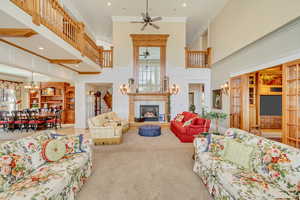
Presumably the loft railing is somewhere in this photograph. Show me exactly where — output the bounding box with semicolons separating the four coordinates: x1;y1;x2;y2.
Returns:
10;0;106;67
185;47;211;68
83;33;100;65
101;47;113;68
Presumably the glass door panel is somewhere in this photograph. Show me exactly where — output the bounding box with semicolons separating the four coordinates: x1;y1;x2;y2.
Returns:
284;63;300;148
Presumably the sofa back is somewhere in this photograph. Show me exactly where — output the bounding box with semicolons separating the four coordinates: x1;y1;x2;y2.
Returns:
221;128;300;197
182;112;198;122
0;132;52;191
89;112;121;128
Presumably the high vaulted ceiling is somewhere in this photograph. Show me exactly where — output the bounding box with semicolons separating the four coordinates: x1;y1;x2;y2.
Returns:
70;0;229;45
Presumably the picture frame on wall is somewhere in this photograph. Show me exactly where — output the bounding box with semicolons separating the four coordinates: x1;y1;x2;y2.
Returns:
212;89;222;109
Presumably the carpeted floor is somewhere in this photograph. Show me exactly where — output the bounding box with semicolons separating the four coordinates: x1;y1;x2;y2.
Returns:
77;129;211;200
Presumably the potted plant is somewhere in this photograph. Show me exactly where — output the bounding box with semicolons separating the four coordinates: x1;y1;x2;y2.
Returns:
189;104;196;113
206;111;227;134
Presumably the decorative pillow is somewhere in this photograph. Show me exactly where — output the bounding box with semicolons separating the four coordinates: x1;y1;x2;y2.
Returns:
175;114;184;122
195;134;212;153
222;139;255;170
103;121;118;127
224;129;237;139
42;140;66;162
182;118;196;127
51;134;85;154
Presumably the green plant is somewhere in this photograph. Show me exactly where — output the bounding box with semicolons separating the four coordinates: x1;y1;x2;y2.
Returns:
189;104;196;113
206;111;227;133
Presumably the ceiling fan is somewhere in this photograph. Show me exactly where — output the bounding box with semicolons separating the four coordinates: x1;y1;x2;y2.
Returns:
131;0;162;31
140;48;150;59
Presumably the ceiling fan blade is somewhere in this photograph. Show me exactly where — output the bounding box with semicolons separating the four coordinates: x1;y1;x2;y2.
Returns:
131;21;145;23
150;23;160;30
141;23;148;31
151;16;162;22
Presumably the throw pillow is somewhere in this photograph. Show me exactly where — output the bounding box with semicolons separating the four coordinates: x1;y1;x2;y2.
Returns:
103;121;118;128
182;118;196;127
175;114;184;122
42;140;66;162
222;139;254;170
50;134;85;154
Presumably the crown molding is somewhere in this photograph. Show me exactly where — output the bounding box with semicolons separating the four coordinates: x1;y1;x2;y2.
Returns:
112;16;187;23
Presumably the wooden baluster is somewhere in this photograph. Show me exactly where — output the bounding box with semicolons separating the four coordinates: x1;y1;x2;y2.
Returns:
207;47;212;68
32;0;41;25
185;47;188;68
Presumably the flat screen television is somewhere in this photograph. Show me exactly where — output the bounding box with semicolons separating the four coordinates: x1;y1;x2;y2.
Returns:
260;95;282;116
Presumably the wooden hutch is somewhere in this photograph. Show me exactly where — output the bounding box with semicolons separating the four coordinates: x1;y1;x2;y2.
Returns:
28;82;75;124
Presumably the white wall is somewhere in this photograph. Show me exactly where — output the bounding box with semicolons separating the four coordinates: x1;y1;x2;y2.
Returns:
211;17;300;130
209;0;300;63
75;19;212;128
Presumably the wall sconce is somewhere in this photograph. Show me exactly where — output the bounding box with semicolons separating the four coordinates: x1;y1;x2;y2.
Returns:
120;84;129;95
221;81;229;95
170;84;180;95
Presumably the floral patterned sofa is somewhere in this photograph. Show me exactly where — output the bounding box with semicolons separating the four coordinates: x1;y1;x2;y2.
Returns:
193;128;300;200
0;132;92;200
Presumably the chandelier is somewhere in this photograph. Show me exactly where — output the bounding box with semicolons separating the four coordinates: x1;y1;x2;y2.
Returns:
24;72;39;90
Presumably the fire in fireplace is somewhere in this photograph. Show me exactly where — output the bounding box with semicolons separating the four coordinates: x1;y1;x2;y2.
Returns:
140;105;159;121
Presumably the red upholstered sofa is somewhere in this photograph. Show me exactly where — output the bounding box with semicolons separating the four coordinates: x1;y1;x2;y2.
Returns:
170;112;211;143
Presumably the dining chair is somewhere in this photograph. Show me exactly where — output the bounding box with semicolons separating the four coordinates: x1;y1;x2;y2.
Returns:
54;110;63;129
12;110;28;132
0;111;13;132
28;110;45;131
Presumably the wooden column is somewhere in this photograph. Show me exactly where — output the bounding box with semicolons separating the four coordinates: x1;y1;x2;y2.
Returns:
78;22;85;55
206;47;212;67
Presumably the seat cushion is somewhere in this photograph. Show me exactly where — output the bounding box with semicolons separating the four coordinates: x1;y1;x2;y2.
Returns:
0;153;89;200
215;168;291;199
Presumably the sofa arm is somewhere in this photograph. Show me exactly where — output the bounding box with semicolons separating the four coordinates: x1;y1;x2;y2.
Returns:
89;127;116;138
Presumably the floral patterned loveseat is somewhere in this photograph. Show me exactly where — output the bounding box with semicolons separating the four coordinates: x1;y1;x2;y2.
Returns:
193;128;300;200
0;132;92;200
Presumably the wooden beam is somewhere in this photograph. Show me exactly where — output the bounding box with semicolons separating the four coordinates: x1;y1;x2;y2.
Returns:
0;28;37;38
50;59;82;64
78;72;101;75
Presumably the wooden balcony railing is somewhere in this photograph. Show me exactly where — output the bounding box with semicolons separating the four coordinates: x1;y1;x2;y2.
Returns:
185;47;211;68
10;0;107;67
83;33;100;65
101;47;114;68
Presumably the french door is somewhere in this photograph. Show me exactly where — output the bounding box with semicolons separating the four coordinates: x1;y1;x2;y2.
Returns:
283;60;300;148
230;77;242;128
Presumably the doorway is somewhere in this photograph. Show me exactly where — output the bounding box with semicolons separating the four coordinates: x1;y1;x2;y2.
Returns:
188;84;205;115
86;83;113;118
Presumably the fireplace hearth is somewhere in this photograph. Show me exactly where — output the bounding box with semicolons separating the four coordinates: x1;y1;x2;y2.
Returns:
140;105;159;121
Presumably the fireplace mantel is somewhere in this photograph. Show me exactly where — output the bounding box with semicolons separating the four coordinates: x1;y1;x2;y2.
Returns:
127;92;171;97
128;93;170;123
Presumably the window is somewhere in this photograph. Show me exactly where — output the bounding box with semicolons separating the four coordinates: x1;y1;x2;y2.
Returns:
138;47;160;92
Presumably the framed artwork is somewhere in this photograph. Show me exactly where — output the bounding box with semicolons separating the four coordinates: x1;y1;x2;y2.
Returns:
212;89;222;109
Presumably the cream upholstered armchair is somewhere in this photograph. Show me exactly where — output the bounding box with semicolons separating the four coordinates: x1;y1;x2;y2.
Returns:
88;112;129;145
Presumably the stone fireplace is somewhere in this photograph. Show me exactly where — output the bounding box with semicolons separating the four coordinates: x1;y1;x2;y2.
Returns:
140;105;159;121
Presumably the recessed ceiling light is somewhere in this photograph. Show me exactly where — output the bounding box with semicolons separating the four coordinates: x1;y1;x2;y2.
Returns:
182;2;187;7
38;47;44;50
107;2;112;6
